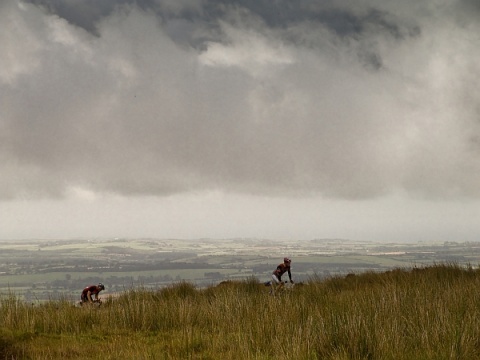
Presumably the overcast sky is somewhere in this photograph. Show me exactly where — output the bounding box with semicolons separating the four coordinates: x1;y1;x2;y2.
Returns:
1;0;480;242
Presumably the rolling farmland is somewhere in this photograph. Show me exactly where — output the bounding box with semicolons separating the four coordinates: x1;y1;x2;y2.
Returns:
1;238;479;301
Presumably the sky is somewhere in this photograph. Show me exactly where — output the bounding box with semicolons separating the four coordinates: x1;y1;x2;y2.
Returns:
1;0;480;242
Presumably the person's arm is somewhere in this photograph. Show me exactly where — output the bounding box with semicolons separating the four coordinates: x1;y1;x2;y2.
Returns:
87;291;93;302
288;268;293;283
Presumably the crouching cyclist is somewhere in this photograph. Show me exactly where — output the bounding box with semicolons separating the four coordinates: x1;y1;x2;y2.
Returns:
81;283;105;304
271;257;294;294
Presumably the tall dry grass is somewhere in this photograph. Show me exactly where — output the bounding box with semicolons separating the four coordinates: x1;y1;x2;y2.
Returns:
2;264;480;359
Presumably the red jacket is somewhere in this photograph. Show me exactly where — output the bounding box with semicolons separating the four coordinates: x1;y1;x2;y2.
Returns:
82;285;101;296
273;263;292;281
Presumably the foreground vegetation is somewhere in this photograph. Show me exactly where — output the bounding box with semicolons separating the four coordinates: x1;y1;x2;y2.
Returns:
2;263;480;359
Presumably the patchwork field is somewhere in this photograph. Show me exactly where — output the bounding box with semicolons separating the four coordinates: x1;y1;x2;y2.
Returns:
1;238;479;302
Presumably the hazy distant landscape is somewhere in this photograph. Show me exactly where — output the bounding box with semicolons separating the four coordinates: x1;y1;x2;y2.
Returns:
1;238;479;302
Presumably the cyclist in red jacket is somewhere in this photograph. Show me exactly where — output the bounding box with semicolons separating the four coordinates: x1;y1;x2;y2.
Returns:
81;283;105;304
271;257;294;293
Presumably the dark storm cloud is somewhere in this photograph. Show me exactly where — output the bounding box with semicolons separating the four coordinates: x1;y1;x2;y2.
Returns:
27;0;423;75
26;0;122;34
26;1;418;45
24;0;426;78
2;0;480;201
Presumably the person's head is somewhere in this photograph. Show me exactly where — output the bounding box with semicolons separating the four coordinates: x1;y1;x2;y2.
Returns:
98;283;105;291
284;257;291;265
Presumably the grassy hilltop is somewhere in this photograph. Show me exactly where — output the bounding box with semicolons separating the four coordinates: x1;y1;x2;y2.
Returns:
1;263;480;359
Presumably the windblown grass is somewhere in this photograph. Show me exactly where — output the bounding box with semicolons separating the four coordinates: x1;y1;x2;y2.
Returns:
2;263;480;359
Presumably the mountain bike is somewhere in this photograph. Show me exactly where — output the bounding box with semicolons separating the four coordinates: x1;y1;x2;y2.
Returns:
264;280;295;296
79;298;102;307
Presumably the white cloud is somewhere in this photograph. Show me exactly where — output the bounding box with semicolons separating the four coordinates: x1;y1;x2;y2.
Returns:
199;22;294;77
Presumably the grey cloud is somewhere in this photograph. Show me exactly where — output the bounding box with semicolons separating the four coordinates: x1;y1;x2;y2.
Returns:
2;0;480;201
27;1;419;42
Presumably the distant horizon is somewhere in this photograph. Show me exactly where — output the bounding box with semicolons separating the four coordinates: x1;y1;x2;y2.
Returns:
0;236;464;245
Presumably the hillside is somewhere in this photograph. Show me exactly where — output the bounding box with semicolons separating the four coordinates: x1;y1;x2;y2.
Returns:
1;263;480;359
